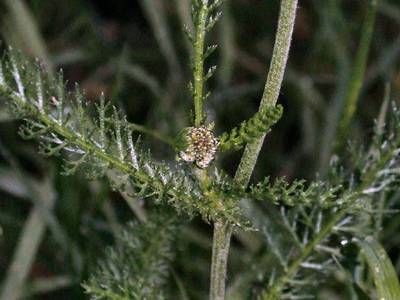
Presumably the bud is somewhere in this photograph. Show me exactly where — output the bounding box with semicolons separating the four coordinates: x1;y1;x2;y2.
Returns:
178;126;219;169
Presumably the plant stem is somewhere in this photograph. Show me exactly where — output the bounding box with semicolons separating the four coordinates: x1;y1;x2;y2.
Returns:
262;209;345;300
209;220;233;300
193;0;209;126
336;0;379;149
209;1;298;299
190;1;232;298
234;0;298;186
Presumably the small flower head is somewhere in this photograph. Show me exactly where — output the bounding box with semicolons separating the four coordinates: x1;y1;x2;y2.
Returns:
178;126;219;169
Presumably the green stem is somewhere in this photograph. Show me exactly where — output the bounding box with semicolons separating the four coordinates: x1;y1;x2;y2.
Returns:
234;0;298;186
209;1;298;299
209;220;233;300
336;0;379;148
190;1;233;298
262;209;345;300
193;0;209;126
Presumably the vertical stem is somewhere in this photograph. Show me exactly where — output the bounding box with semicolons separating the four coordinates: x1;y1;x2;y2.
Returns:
193;0;209;126
209;220;233;300
209;1;298;299
189;1;232;298
234;0;298;186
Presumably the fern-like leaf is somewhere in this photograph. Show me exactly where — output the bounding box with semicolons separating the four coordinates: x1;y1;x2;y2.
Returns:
219;104;283;151
0;48;243;225
83;212;176;300
255;105;400;299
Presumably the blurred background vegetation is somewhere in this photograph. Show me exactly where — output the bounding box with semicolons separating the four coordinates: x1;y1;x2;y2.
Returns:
0;0;399;299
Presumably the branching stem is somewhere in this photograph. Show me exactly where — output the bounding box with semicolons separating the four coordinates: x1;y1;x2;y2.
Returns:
261;6;380;295
234;0;298;186
209;1;298;299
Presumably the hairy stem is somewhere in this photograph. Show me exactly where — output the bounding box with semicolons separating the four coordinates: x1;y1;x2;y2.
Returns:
193;0;209;126
189;1;234;298
234;0;298;186
209;220;233;300
209;1;298;299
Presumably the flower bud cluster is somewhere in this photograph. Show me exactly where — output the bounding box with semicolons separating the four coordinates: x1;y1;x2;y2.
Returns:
179;126;219;168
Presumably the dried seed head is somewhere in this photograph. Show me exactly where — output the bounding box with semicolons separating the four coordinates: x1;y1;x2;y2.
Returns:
178;126;219;169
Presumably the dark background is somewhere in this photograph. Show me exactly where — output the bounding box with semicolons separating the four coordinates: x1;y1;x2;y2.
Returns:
0;0;399;299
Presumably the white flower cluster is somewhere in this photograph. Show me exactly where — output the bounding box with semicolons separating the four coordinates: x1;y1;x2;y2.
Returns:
179;126;219;169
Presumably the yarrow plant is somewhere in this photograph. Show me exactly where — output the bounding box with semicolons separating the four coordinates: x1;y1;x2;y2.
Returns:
1;0;400;299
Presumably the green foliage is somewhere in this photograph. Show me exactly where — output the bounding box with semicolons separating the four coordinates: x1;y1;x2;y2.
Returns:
246;176;339;207
187;0;225;126
1;0;399;299
253;105;400;299
0;49;243;225
83;212;177;300
218;104;283;151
